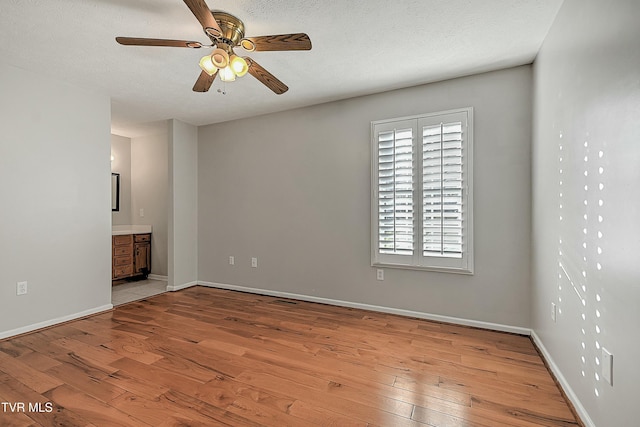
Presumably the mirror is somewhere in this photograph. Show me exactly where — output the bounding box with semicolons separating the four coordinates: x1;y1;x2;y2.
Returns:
111;173;120;211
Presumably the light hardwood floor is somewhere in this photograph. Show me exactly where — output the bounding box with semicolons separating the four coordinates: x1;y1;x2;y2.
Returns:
0;287;581;426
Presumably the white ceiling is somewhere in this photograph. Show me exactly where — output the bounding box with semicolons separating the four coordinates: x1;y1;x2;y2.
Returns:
0;0;563;137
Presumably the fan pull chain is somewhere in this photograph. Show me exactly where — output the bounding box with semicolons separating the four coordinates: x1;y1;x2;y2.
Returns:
217;80;227;95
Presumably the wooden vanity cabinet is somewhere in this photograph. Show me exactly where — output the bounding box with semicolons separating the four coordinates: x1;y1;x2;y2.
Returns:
112;234;133;280
112;233;151;281
134;233;151;277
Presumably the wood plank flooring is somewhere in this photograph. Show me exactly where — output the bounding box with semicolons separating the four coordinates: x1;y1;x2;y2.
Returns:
0;286;581;426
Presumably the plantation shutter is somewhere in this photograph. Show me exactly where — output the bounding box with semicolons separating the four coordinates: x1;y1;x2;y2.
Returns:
372;108;473;273
376;121;415;256
421;118;464;258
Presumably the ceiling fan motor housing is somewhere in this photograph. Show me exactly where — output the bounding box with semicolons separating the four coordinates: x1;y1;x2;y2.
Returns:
211;11;245;46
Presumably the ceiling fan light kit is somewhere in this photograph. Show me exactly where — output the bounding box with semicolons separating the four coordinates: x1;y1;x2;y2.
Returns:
116;0;311;94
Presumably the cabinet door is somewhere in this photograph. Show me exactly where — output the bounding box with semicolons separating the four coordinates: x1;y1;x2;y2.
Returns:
134;242;151;276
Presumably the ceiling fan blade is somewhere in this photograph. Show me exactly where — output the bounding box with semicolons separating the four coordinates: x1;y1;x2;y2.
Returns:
193;70;217;92
116;37;203;48
245;33;311;51
183;0;222;38
245;58;288;95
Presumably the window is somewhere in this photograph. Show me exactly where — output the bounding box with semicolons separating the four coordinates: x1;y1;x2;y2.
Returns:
371;108;473;274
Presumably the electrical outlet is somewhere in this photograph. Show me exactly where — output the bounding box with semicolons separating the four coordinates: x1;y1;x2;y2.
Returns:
229;256;235;265
376;269;384;281
251;257;258;268
551;302;557;322
139;208;144;217
17;281;27;296
602;347;613;385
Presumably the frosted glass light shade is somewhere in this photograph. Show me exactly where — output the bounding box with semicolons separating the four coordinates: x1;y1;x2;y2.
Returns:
219;65;236;82
211;48;229;68
199;55;217;76
230;55;248;77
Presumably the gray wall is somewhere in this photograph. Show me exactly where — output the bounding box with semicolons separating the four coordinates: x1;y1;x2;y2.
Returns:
110;134;132;225
198;66;532;328
531;1;640;426
0;63;112;338
168;119;198;290
131;131;169;276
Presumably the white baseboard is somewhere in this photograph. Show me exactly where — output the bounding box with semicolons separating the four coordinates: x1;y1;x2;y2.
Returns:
531;330;594;427
147;274;168;281
197;281;531;335
0;304;113;340
167;281;198;292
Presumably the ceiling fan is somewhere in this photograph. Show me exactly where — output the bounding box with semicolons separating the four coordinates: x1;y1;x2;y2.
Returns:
116;0;311;94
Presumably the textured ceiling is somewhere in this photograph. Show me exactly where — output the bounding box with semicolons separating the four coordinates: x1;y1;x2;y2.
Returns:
0;0;563;136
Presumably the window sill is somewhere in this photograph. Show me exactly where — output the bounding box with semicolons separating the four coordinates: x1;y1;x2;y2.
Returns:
372;261;474;275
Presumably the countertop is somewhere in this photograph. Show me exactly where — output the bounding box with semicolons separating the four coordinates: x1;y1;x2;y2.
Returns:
112;225;153;236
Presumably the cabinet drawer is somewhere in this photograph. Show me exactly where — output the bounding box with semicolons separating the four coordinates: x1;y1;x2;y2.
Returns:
134;234;151;243
113;246;133;256
113;265;133;279
113;234;133;246
114;256;132;267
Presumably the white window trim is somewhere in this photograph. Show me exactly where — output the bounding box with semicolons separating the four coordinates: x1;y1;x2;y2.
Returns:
370;107;474;274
